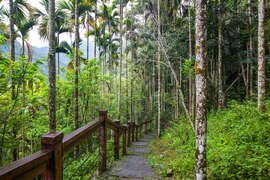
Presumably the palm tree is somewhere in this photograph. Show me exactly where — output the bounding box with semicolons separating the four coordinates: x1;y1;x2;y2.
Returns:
9;0;17;162
118;0;123;120
16;17;37;59
81;0;95;60
58;0;94;61
48;0;57;132
99;3;119;72
9;0;15;62
0;4;4;23
74;0;80;130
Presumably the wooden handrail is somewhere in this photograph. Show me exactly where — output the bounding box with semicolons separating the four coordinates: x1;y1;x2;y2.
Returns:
0;110;153;180
63;119;103;155
0;150;52;179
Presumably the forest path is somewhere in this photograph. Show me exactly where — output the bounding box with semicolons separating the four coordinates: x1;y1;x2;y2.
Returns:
100;132;158;180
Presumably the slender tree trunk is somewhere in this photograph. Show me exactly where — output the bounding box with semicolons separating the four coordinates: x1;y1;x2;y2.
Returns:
9;0;15;62
157;0;161;137
248;0;253;97
118;0;123;120
152;59;156;125
130;51;134;123
189;5;196;120
87;23;89;60
188;5;193;115
74;0;80;129
57;34;60;76
22;39;25;56
48;0;57;132
94;0;97;59
125;35;129;122
218;0;225;109
258;0;265;112
195;0;207;179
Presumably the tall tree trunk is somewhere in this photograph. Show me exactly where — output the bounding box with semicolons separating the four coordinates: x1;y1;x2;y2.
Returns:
118;0;123;120
248;0;253;97
195;0;207;179
87;23;89;60
218;0;225;109
157;0;161;137
125;35;129;122
188;5;193;115
74;0;80;129
94;0;97;59
9;0;15;62
257;0;265;112
22;39;25;56
48;0;57;132
130;51;134;123
57;34;60;76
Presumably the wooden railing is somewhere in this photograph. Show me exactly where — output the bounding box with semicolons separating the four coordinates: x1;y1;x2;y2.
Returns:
0;110;153;180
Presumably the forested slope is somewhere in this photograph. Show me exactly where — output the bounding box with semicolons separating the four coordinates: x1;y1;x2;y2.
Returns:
149;101;270;179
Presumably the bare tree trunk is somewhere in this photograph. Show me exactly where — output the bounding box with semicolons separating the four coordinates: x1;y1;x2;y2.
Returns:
188;5;193;115
130;51;134;123
248;0;253;97
48;0;57;132
87;23;89;60
218;0;225;109
195;0;207;179
258;0;265;112
22;39;25;56
57;34;60;76
157;0;161;137
74;0;80;129
126;37;129;123
94;0;97;59
9;0;15;62
118;0;123;120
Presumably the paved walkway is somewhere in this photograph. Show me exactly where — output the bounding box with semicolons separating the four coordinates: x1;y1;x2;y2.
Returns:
104;133;158;180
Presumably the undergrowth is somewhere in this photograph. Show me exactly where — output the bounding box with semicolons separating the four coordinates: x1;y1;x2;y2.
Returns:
148;101;270;179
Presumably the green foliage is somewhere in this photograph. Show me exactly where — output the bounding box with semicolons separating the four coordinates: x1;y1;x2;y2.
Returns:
0;35;5;44
149;101;270;179
182;59;194;77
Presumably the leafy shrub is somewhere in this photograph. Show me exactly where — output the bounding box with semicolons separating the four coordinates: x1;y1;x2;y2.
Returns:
149;101;270;179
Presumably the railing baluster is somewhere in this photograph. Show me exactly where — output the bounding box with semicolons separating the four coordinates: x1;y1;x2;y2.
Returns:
41;132;64;180
145;122;147;134
131;122;135;142
127;121;131;147
99;110;107;174
113;120;120;160
135;124;138;141
122;125;127;155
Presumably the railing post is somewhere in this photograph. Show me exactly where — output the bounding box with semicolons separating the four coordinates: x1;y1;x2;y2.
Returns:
113;120;120;160
41;132;63;180
145;122;148;134
99;110;107;174
127;121;131;147
139;124;142;137
131;122;135;142
122;125;127;155
135;124;138;141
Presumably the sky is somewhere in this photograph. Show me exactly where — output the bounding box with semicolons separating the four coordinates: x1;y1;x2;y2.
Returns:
1;0;91;47
28;0;74;47
1;0;133;48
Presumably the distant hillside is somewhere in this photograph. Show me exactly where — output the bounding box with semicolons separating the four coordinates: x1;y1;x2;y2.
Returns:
0;40;96;75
